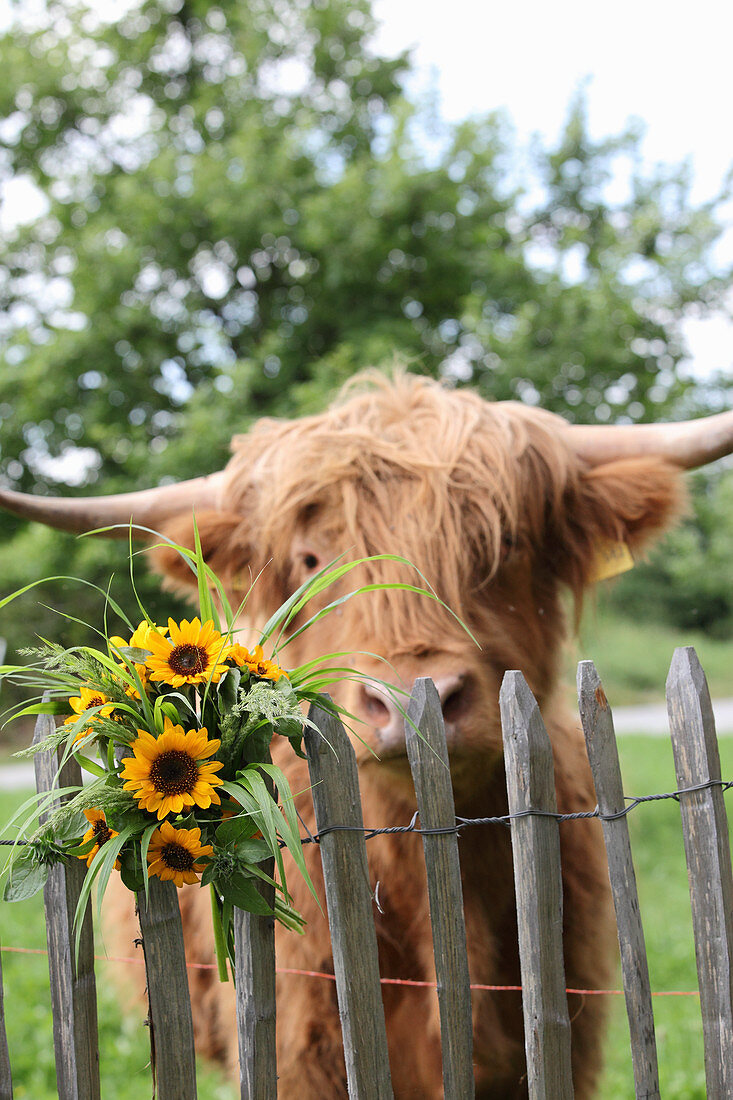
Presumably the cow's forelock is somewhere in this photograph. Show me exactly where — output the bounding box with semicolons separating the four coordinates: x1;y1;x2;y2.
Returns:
224;374;579;615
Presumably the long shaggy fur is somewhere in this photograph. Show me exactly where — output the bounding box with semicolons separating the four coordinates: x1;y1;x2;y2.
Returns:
144;370;685;1097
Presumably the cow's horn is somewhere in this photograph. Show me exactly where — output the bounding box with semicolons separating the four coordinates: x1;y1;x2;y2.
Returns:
567;409;733;469
0;472;225;537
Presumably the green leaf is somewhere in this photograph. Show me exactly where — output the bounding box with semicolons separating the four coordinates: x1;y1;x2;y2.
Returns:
233;838;272;863
73;753;106;778
120;860;146;894
193;515;217;628
3;851;48;902
220;776;286;888
215;815;260;846
219;871;274;915
116;646;151;664
256;763;318;905
159;700;183;725
54;810;89;843
65;837;95;858
217;664;241;710
137;820;160;906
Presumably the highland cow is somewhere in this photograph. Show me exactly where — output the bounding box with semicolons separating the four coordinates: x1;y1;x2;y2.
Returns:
3;371;732;1097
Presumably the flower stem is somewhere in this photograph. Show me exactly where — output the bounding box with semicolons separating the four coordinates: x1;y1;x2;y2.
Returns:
210;883;230;982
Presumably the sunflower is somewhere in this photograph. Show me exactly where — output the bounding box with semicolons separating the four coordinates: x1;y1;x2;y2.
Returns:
145;618;232;688
229;643;289;683
120;718;224;819
64;686;116;743
77;808;120;869
146;821;213;887
110;620;165;697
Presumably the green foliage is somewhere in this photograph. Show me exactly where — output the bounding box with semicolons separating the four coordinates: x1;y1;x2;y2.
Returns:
606;468;733;638
572;601;733;706
0;0;730;663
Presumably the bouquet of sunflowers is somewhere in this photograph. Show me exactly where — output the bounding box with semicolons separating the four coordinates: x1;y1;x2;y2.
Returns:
1;524;453;979
0;531;394;978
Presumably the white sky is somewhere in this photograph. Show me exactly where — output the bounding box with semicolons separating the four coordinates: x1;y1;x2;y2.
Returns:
371;0;733;378
2;0;732;378
372;0;733;204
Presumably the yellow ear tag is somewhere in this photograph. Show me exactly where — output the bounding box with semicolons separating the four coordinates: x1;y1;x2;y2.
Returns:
590;539;635;583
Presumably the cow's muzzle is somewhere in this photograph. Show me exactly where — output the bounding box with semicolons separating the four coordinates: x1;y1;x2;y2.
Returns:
358;673;474;757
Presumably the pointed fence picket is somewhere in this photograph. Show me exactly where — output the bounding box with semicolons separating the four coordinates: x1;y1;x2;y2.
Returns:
500;672;574;1098
2;647;732;1098
33;714;101;1100
234;859;276;1100
404;677;474;1100
304;699;394;1099
577;660;660;1100
666;646;733;1097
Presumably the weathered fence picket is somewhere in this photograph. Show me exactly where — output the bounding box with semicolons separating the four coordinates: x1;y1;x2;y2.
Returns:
666;646;733;1099
305;698;394;1099
232;902;275;1100
0;948;11;1100
234;750;277;1099
500;670;574;1099
234;869;277;1099
136;877;198;1100
577;660;660;1100
33;715;101;1100
404;677;475;1100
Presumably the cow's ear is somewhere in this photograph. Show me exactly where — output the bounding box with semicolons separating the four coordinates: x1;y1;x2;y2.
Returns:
150;510;255;592
555;457;684;592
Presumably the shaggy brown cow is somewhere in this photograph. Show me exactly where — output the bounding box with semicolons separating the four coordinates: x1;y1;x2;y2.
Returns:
3;371;732;1098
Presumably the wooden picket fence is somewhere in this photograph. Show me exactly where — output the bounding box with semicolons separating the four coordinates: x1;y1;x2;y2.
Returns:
1;643;732;1098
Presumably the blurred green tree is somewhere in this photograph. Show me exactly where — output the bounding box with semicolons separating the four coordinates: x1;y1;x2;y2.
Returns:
606;467;733;639
0;0;730;699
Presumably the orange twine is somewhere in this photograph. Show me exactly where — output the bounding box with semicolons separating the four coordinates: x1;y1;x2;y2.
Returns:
0;944;700;996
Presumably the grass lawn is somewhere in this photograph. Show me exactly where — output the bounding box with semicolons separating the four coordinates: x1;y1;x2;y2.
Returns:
571;604;733;707
2;734;732;1096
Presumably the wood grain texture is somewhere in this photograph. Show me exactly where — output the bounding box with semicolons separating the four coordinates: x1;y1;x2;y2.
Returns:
666;646;733;1099
500;671;573;1100
404;677;474;1099
234;865;276;1098
33;712;100;1100
234;751;276;1100
577;660;660;1100
137;877;198;1100
305;699;394;1099
0;949;12;1100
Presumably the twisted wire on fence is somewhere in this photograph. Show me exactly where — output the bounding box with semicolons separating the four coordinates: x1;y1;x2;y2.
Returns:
3;776;732;848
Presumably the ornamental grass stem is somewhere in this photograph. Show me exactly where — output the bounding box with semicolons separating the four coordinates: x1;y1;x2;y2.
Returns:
210;883;230;982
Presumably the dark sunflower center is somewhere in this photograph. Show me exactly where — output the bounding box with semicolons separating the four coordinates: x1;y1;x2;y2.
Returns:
92;820;112;845
149;750;198;795
85;696;104;710
169;643;208;676
160;842;195;871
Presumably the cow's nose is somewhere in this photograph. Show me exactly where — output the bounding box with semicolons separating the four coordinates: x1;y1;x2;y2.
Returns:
359;673;471;752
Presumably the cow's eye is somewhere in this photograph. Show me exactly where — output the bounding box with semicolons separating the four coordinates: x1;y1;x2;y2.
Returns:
302;552;319;571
